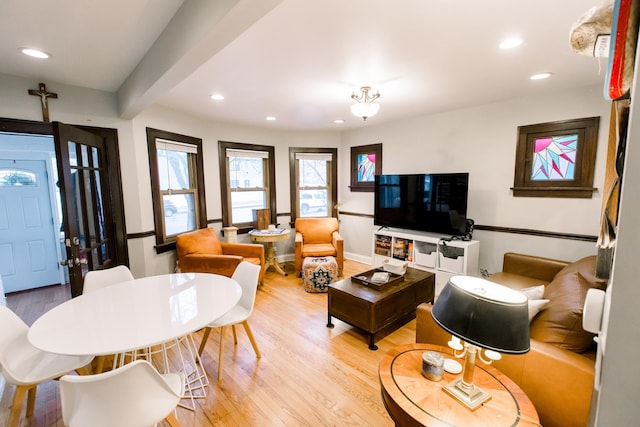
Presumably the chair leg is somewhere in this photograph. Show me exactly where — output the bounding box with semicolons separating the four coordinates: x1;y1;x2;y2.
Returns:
197;326;212;357
232;324;238;344
241;321;261;359
218;326;226;381
165;411;182;427
26;386;37;417
8;384;33;427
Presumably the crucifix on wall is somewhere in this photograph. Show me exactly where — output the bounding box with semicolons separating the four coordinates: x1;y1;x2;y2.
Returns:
28;82;58;122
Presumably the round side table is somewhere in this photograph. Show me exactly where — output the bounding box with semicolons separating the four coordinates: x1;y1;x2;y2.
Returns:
249;229;291;276
379;343;540;427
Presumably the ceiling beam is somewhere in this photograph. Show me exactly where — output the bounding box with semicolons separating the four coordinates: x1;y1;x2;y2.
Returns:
117;0;283;119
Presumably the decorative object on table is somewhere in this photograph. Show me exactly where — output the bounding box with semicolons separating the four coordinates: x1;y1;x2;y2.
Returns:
421;351;444;381
382;259;408;275
350;268;404;290
350;86;381;121
294;217;343;274
431;275;530;410
176;227;266;283
513;117;599;198
222;226;238;243
302;256;339;293
349;143;382;192
252;208;270;230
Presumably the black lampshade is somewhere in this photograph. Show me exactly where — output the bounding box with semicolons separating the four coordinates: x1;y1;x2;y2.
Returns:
432;276;530;354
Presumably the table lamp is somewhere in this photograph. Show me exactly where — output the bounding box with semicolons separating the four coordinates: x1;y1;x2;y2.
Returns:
431;275;530;410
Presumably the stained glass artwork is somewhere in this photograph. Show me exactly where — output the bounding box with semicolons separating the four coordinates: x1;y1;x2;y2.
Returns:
357;153;376;182
531;134;577;180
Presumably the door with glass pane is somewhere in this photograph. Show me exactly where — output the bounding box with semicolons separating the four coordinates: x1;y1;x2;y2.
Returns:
54;123;116;297
0;159;61;292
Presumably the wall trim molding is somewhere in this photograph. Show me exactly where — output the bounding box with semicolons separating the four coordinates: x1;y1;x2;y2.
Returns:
338;211;597;242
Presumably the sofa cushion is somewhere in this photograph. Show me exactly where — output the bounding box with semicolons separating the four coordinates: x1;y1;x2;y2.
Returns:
553;255;606;288
488;272;549;291
530;271;603;352
519;285;549;322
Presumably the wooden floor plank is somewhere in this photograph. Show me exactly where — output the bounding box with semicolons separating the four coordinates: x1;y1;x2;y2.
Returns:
1;260;418;426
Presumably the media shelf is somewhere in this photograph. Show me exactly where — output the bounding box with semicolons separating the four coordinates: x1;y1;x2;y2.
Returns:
372;228;479;296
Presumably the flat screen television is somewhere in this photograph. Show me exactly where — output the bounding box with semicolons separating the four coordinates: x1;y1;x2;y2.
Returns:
374;173;469;236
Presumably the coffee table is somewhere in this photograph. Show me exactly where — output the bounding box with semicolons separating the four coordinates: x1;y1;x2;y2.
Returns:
379;343;540;426
326;267;434;350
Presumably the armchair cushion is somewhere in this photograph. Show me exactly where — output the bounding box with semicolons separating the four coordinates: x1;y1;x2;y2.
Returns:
176;228;265;283
294;218;343;274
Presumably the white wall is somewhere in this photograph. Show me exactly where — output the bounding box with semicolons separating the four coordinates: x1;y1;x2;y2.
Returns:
340;84;610;272
0;73;610;276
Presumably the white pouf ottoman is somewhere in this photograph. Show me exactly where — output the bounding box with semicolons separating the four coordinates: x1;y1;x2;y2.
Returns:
302;256;338;293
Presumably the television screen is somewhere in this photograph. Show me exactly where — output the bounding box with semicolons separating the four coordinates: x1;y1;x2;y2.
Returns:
374;173;469;236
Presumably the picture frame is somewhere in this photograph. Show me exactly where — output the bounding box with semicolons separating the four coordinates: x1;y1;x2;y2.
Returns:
512;117;599;198
350;143;382;192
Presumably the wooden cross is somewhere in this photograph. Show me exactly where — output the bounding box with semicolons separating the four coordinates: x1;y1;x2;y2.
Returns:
28;83;58;122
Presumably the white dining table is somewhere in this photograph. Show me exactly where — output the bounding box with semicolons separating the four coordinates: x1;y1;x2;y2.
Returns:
28;272;241;357
28;272;241;409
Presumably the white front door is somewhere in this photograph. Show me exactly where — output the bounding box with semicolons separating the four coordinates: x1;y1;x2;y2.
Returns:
0;159;61;292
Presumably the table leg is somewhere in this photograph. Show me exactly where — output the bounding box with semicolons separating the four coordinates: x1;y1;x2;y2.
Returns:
369;334;378;351
265;242;288;276
327;313;334;328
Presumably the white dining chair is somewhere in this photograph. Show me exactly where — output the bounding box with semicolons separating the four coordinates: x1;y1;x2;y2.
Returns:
82;265;134;294
197;261;262;381
0;306;94;427
82;265;135;372
59;359;184;427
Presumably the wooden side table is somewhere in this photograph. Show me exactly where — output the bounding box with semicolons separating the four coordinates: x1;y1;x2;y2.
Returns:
249;229;291;276
379;344;540;427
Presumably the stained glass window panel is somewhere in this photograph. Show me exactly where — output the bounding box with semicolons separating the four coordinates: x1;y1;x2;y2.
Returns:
531;134;577;181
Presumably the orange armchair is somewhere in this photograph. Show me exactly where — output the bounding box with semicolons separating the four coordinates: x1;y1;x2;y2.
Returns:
176;228;266;283
294;217;343;275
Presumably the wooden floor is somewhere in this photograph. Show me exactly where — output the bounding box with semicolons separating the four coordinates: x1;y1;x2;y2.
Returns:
0;260;418;426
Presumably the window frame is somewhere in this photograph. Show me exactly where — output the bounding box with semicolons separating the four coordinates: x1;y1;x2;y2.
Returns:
218;141;276;233
512;117;600;198
147;128;207;253
289;147;338;223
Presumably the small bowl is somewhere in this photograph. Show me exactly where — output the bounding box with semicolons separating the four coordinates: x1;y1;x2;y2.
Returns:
382;261;407;275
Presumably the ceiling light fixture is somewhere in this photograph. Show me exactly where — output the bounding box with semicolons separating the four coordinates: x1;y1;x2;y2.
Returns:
350;86;380;121
499;37;523;49
19;48;51;59
333;119;345;124
530;72;552;80
210;93;224;101
266;116;276;121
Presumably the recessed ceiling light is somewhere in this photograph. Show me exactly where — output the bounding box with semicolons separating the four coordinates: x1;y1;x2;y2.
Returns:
210;93;224;101
266;116;276;121
334;119;345;124
499;37;523;49
19;48;51;59
530;72;552;80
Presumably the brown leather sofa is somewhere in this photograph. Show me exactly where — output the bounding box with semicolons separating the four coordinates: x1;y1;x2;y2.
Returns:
176;228;266;283
294;217;343;274
416;253;606;427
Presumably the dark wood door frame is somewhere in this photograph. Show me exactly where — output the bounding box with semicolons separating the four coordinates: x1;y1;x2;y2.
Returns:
0;117;129;295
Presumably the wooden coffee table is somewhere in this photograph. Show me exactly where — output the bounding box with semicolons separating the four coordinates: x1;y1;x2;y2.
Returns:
326;267;434;350
379;343;540;426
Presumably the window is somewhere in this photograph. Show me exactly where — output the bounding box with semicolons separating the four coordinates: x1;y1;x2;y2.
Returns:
289;147;337;222
219;141;276;232
147;128;206;251
512;117;599;198
0;169;37;186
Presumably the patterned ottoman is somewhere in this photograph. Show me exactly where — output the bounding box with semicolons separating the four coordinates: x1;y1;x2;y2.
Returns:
302;256;339;293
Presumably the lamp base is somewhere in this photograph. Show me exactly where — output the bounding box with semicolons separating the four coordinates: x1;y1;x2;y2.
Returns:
442;378;491;410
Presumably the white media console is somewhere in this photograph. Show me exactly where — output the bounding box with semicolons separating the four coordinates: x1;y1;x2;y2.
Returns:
372;228;480;296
